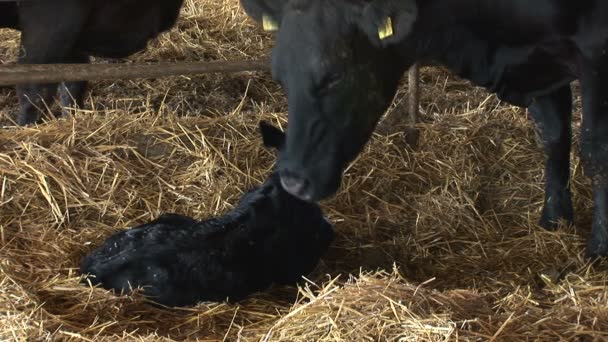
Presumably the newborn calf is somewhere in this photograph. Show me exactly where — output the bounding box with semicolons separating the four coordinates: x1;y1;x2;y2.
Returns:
80;122;334;307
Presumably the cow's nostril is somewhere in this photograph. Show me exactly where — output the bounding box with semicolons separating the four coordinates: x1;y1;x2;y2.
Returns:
279;170;312;201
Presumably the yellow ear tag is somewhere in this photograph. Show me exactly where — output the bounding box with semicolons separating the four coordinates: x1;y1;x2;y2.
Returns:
262;14;279;32
378;16;394;40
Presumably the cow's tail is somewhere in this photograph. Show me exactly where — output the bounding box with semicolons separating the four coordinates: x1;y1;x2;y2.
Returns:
0;2;19;29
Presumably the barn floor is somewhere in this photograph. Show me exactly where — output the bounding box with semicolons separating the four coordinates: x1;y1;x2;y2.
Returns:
2;0;608;340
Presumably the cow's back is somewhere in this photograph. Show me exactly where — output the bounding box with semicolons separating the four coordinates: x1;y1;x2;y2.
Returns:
78;0;184;58
158;0;184;32
413;0;602;106
0;2;19;29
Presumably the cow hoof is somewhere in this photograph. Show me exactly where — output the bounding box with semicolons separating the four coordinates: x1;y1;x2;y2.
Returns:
586;214;608;259
539;210;573;231
17;110;42;126
586;237;608;260
57;108;73;120
404;127;419;148
539;191;573;231
17;116;38;126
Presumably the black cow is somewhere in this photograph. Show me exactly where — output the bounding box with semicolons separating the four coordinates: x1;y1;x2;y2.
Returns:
0;0;184;125
239;0;608;257
79;121;334;307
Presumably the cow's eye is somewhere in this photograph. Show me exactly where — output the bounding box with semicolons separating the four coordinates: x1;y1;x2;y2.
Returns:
318;72;343;93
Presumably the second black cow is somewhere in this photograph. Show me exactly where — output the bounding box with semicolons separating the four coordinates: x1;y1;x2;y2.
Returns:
0;0;184;125
239;0;608;258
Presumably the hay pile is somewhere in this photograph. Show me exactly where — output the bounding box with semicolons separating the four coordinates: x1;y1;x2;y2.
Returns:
2;0;608;340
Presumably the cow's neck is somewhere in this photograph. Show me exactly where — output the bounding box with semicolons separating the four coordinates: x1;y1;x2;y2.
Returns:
394;0;496;86
403;0;571;62
393;0;576;105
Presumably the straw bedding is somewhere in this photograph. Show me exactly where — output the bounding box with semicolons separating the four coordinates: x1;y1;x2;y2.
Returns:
1;0;608;340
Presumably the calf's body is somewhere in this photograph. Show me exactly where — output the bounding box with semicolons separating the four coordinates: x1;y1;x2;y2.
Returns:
0;0;184;125
80;122;334;307
239;0;608;257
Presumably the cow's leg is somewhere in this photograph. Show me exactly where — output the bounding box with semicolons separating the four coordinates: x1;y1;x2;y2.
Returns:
529;85;573;230
580;55;608;258
16;81;57;126
405;63;420;146
58;52;89;118
16;1;86;125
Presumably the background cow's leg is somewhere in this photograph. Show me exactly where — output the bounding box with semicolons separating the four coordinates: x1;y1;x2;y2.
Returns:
58;52;90;118
528;85;573;231
580;56;608;258
16;81;57;126
377;63;420;146
16;1;86;125
405;63;420;146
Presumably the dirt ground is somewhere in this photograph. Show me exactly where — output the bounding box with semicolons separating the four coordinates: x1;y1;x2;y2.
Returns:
1;0;608;340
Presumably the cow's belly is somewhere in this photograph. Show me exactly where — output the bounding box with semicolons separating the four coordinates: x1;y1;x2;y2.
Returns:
445;38;580;107
75;3;164;59
76;31;156;58
0;3;19;29
491;39;580;105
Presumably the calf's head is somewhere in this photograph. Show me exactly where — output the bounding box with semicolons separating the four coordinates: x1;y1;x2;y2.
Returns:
239;121;330;228
241;0;418;201
249;121;335;275
255;120;328;228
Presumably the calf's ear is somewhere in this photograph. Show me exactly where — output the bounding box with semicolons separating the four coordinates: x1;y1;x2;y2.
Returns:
240;0;285;32
259;121;285;150
357;0;417;47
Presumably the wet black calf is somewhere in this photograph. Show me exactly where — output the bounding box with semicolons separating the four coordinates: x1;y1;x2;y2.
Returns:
0;0;184;125
79;122;334;307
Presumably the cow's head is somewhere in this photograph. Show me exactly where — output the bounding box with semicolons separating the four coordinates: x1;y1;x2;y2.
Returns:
241;0;418;201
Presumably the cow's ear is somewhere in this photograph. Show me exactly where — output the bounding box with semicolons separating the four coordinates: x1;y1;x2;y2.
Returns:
259;121;285;150
357;0;417;46
240;0;284;32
